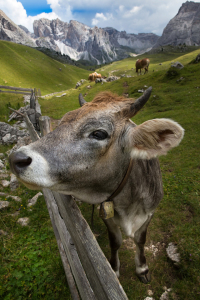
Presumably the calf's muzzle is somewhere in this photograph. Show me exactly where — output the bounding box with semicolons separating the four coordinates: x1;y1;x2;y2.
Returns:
9;151;32;175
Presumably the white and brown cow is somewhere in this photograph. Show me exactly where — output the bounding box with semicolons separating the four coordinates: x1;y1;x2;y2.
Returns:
9;87;184;283
136;58;150;75
88;72;102;81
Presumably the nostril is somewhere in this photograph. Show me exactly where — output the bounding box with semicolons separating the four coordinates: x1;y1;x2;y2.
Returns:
9;151;32;174
15;156;32;169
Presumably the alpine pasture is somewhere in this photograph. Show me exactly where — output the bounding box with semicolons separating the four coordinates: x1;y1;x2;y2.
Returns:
0;41;200;300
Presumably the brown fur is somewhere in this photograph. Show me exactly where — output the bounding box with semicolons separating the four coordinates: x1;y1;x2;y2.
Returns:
136;58;150;74
88;72;102;81
60;92;136;125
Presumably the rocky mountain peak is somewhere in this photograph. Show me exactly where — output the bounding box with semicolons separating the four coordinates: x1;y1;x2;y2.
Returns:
0;9;36;47
177;1;200;14
154;1;200;47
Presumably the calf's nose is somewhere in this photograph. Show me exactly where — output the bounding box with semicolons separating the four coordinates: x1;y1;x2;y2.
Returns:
9;151;32;175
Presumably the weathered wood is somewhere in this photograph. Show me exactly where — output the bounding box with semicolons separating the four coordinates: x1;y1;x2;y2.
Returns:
58;241;81;300
53;192;128;300
8;112;18;122
30;90;35;109
35;100;41;115
8;107;24;117
39;116;52;136
34;88;38;99
8;107;40;141
0;85;33;91
0;90;32;95
43;189;81;300
43;188;96;300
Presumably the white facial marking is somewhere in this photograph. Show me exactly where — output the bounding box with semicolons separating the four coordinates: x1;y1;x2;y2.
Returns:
16;147;55;188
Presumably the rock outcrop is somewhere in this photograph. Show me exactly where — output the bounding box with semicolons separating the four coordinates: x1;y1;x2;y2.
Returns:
104;27;159;54
0;122;29;145
0;10;36;47
154;1;200;47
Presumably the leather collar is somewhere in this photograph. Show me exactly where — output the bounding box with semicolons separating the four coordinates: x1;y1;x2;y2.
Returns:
106;159;134;201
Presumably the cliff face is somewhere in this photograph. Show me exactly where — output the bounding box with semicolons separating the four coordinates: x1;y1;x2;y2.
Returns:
33;19;118;64
33;19;159;64
104;27;159;53
154;1;200;47
0;10;36;47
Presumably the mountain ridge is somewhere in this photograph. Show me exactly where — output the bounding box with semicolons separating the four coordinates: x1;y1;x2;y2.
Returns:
0;9;159;65
154;1;200;47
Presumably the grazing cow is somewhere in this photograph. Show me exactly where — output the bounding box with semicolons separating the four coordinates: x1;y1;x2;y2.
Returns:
9;87;184;283
88;72;102;81
136;58;150;75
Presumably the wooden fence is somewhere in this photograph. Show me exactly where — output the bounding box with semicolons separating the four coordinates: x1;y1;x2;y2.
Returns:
0;85;41;109
18;114;129;300
2;85;42;131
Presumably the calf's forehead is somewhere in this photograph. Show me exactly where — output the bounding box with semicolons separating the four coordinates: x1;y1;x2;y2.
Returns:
59;101;127;130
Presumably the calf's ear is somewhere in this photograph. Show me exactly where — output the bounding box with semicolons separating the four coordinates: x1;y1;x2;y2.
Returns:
130;119;184;159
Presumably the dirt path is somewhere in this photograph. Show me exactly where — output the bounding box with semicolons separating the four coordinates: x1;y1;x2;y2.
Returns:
41;90;69;98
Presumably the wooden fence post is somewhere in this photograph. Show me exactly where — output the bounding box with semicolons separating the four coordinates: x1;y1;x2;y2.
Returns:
39;116;52;136
30;90;35;109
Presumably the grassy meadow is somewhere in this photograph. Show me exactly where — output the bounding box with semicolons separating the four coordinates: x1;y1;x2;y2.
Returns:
0;42;200;299
0;40;88;95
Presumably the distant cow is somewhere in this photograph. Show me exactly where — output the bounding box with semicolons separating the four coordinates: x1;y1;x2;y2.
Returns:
88;72;102;81
136;58;150;75
9;88;184;283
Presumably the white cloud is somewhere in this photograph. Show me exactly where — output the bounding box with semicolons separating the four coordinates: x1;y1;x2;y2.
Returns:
119;5;124;12
46;0;73;22
92;12;113;26
1;0;200;35
96;13;107;21
0;0;60;32
0;0;27;24
130;6;142;14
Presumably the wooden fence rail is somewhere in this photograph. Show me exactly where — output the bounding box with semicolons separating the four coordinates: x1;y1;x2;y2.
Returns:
0;91;32;95
0;85;41;108
5;85;41;130
0;85;33;92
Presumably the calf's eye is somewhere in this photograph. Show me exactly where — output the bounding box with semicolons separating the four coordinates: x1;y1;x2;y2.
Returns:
89;130;108;140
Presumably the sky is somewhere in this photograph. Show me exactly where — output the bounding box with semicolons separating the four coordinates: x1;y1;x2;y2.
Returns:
0;0;199;36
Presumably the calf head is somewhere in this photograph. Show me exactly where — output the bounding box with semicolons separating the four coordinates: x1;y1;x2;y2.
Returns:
9;87;184;203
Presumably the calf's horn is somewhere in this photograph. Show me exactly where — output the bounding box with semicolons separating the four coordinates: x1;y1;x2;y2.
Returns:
124;86;152;118
79;93;87;107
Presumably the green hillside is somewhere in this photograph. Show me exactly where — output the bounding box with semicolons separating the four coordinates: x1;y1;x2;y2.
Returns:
0;40;88;95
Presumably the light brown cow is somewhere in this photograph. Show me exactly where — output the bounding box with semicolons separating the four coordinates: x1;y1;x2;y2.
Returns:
9;88;184;283
136;58;150;75
88;72;102;81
